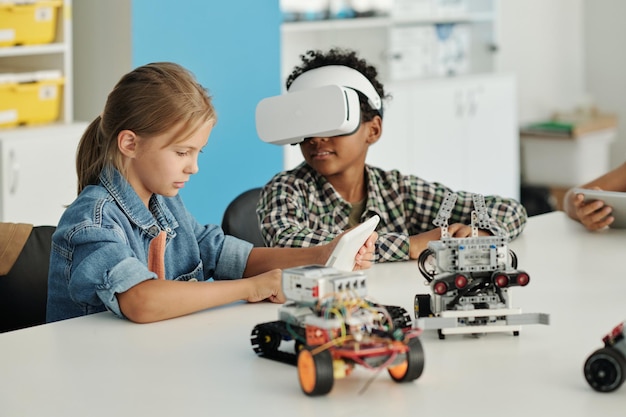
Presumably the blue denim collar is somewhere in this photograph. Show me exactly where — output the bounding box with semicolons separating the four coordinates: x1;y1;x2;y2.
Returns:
99;166;179;238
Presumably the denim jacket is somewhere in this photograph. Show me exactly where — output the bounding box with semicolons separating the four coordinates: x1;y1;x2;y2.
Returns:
46;167;253;322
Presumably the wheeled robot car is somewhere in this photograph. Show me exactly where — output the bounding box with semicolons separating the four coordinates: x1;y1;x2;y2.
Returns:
584;321;626;392
251;265;424;396
415;192;549;339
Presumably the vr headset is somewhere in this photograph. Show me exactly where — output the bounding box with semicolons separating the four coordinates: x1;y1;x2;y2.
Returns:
255;65;382;145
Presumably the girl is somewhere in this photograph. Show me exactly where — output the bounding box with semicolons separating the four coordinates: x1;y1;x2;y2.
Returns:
46;62;376;324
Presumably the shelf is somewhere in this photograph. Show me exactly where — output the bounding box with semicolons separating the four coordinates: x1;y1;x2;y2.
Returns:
282;16;389;32
391;12;494;25
0;43;67;57
281;12;495;33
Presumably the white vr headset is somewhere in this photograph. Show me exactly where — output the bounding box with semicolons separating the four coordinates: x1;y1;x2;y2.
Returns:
255;65;382;145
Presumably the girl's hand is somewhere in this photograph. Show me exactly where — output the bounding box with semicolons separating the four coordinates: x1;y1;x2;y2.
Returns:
245;269;286;304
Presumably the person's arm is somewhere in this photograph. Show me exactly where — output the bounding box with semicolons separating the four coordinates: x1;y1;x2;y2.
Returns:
449;192;527;240
407;223;493;259
243;231;377;277
118;230;376;324
563;161;626;229
578;161;626;192
257;173;339;248
254;177;379;271
117;269;284;323
405;179;527;258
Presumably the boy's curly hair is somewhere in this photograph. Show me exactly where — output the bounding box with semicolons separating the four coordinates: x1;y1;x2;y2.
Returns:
286;47;389;121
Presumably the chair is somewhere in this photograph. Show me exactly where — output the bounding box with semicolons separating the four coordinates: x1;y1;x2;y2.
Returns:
221;188;266;247
0;225;56;333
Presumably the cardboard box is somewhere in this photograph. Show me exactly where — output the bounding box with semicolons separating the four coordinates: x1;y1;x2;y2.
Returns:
0;70;64;128
0;0;62;47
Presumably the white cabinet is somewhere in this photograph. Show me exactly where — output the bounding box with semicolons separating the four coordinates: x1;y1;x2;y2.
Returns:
0;122;87;226
369;73;519;199
0;0;84;226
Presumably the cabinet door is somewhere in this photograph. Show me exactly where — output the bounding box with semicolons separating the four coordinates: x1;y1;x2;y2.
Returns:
0;123;87;225
464;74;519;198
368;81;417;175
408;78;469;190
386;74;519;199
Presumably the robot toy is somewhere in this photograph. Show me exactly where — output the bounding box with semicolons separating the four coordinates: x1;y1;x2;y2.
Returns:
251;265;424;396
584;321;626;392
415;192;549;339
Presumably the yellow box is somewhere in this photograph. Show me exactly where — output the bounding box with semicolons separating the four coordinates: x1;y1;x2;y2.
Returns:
0;70;64;128
0;0;63;47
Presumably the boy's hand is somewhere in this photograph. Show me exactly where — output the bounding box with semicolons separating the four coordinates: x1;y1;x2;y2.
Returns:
447;223;491;238
409;229;441;259
409;224;490;259
354;232;378;270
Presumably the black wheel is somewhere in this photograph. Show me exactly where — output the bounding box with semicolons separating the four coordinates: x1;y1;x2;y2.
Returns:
382;305;412;331
251;323;281;355
437;329;446;340
513;330;520;336
584;347;626;392
414;294;433;318
388;337;425;382
297;347;334;396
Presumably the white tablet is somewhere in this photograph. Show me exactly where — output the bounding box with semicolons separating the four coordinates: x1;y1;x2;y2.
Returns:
325;215;380;271
572;188;626;228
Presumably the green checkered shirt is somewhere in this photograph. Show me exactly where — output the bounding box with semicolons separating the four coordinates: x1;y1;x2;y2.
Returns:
257;163;527;262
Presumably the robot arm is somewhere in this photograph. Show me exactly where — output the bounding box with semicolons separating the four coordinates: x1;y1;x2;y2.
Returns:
433;192;457;238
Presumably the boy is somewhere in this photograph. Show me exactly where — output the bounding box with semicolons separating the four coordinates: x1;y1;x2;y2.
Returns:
256;48;527;262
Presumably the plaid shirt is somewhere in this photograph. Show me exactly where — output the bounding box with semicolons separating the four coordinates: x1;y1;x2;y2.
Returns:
257;163;527;262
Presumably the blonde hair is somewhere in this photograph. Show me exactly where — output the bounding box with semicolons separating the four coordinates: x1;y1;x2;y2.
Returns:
76;62;217;195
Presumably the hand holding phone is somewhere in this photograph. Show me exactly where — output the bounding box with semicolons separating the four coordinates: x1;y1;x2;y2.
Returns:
325;215;380;271
572;188;626;228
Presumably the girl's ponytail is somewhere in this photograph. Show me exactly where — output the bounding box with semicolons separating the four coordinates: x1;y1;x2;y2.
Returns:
76;115;110;195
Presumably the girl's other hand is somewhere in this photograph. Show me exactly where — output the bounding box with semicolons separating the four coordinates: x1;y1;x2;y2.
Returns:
245;269;286;304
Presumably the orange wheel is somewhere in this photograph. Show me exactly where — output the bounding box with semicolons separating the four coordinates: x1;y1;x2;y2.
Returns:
388;360;409;380
297;347;334;396
388;337;425;382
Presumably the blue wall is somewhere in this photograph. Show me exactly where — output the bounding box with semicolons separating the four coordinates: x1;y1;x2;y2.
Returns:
131;0;283;225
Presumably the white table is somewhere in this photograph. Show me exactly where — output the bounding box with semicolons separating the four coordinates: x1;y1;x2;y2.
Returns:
1;212;625;417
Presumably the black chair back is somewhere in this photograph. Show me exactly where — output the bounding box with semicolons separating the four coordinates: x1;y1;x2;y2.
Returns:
0;225;55;333
221;188;266;247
